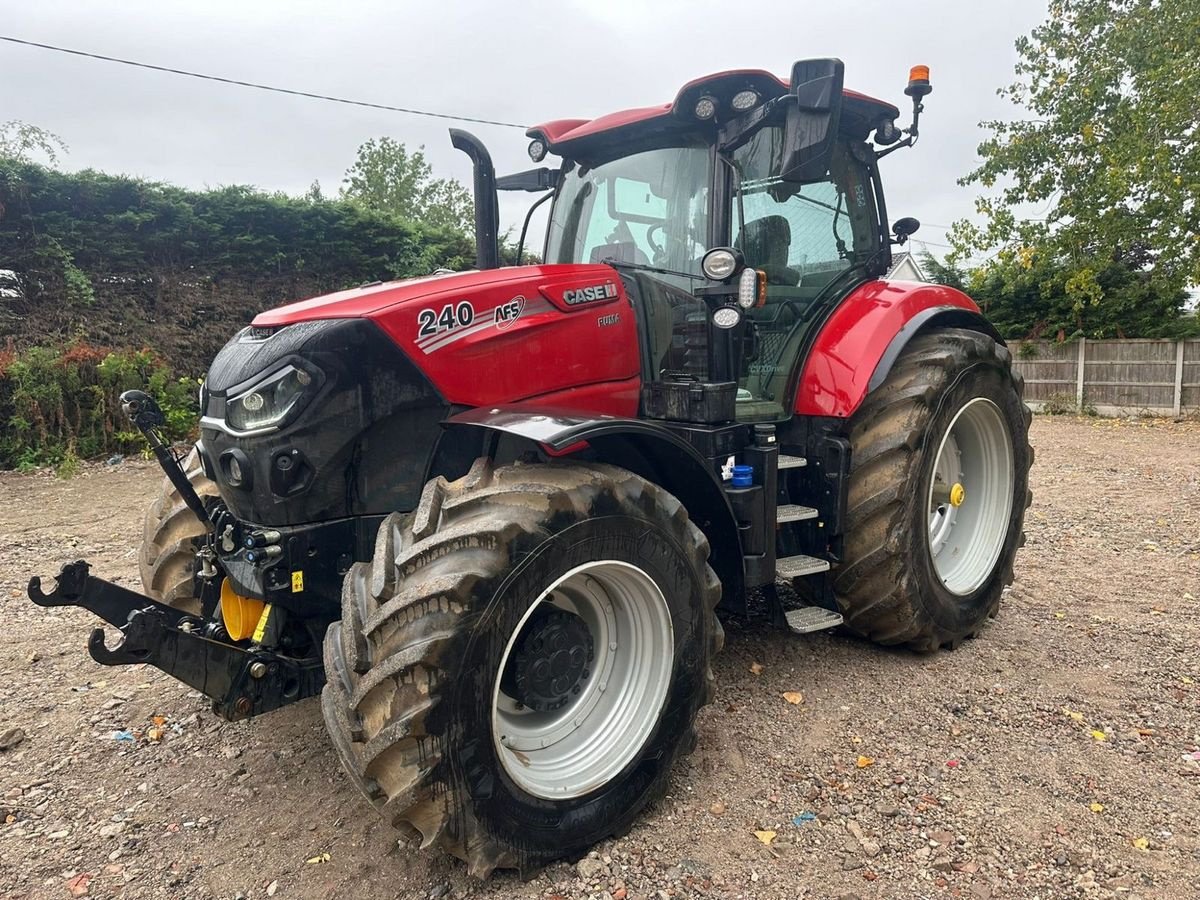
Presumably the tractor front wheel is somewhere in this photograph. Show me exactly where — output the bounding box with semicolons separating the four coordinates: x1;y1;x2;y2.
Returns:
833;328;1032;650
139;447;220;613
321;458;721;876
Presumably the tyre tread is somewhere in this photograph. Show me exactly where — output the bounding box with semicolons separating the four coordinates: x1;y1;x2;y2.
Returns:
322;459;721;876
833;328;1032;650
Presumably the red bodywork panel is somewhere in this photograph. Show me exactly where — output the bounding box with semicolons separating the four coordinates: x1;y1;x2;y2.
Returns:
794;280;982;418
529;69;900;159
253;268;983;425
253;265;640;412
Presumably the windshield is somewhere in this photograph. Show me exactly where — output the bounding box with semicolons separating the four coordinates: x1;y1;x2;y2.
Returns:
542;133;878;420
729;131;878;419
545;144;711;286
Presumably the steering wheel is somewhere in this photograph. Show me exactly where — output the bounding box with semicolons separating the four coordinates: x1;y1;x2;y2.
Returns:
646;223;665;258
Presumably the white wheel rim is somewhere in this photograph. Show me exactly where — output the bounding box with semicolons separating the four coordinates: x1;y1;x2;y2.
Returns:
927;397;1015;595
491;560;674;800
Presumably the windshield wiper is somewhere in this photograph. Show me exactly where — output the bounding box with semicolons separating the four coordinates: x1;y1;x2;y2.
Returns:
600;259;703;280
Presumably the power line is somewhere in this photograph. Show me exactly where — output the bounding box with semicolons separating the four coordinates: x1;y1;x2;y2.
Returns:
0;34;528;130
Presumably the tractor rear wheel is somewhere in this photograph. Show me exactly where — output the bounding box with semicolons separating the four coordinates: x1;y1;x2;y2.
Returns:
138;447;219;613
833;328;1032;650
321;458;721;877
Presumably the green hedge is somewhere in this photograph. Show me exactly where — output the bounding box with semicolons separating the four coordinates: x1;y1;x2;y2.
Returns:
0;341;197;470
0;160;475;376
0;160;474;291
0;160;479;468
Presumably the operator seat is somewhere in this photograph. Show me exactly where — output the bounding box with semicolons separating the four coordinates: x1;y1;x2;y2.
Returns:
589;241;649;267
737;216;799;286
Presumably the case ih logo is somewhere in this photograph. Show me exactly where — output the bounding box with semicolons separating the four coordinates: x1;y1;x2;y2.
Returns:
562;282;617;305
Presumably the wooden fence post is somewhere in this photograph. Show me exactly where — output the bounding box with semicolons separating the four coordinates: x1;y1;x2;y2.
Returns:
1076;338;1087;408
1174;339;1186;417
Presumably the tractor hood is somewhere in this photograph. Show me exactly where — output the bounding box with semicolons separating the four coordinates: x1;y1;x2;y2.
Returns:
247;263;642;412
254;266;572;327
200;262;642;528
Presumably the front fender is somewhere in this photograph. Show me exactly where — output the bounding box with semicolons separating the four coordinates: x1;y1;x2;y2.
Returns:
794;280;1001;418
440;404;746;611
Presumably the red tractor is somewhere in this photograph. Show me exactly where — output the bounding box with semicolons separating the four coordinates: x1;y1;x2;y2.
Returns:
30;60;1031;877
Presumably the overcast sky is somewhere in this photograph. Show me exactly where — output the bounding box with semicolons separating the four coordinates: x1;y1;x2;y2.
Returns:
1;0;1047;257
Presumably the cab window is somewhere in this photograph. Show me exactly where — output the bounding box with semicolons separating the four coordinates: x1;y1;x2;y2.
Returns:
729;137;878;419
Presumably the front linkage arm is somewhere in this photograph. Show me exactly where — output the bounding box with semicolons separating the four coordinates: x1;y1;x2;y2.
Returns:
26;391;324;721
119;390;212;531
28;561;324;720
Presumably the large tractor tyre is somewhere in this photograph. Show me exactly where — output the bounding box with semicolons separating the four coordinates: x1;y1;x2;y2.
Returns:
832;328;1033;651
321;458;722;877
138;447;220;613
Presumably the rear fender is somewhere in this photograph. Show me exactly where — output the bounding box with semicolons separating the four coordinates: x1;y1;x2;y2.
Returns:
436;406;746;611
794;281;1001;419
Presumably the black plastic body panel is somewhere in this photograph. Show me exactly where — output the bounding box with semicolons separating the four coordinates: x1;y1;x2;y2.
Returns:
777;415;853;558
444;405;750;611
200;319;449;527
868;306;1003;393
216;513;385;616
642;380;737;424
740;430;780;587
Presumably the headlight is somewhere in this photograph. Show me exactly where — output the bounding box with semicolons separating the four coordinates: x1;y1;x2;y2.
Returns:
712;306;743;329
226;364;318;433
701;247;742;281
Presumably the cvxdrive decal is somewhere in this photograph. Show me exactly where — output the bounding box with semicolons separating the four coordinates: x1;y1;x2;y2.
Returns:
416;296;555;354
562;282;618;305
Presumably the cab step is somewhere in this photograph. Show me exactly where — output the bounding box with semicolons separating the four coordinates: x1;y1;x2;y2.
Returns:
785;606;844;634
778;454;807;469
776;554;831;578
776;503;818;523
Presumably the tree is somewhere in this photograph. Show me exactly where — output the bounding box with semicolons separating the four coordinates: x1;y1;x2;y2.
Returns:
951;0;1200;313
0;121;67;166
341;138;473;234
920;250;1199;340
303;180;325;203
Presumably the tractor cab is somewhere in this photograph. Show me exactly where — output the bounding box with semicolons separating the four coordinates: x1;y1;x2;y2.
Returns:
480;59;919;423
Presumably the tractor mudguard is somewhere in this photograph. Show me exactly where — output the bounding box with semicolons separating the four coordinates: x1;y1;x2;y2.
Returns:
440;405;746;609
444;404;710;454
794;280;1002;419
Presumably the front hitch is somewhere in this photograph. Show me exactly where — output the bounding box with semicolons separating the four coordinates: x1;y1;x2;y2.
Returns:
29;561;324;721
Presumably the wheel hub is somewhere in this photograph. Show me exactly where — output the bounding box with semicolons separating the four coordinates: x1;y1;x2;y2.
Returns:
491;560;675;800
504;608;594;712
926;397;1015;595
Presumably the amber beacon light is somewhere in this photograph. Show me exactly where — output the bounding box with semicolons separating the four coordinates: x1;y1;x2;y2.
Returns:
906;65;932;98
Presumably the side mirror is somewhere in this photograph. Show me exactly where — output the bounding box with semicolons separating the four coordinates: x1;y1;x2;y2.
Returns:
779;58;845;184
892;217;921;243
496;167;559;192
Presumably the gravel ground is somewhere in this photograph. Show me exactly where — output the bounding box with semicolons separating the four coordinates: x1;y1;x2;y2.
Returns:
1;416;1198;900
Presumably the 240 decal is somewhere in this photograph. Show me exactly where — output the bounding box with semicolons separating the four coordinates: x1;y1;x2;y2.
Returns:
417;302;475;338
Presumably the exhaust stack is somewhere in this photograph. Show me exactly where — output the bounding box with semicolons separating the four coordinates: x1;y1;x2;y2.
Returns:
450;129;500;270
